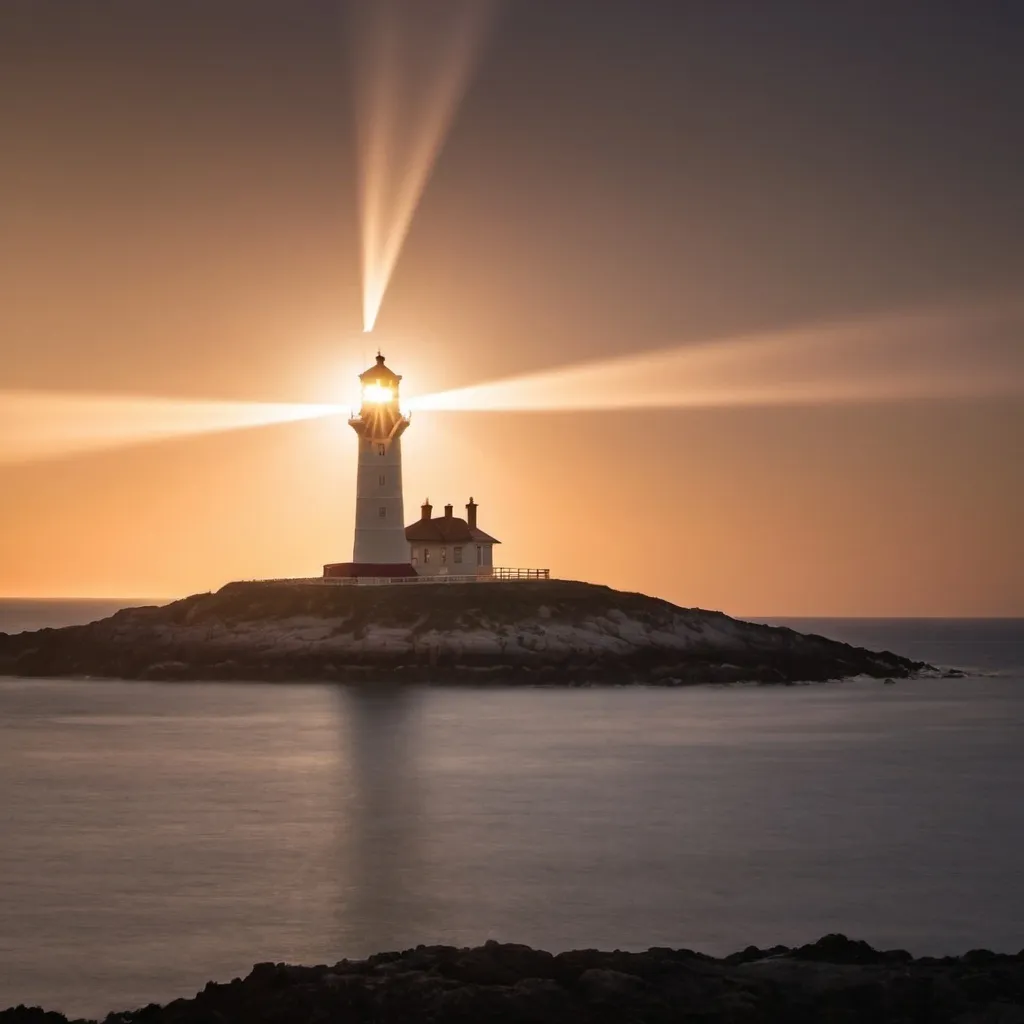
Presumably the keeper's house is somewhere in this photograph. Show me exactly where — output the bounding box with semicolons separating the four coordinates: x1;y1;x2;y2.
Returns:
406;498;499;577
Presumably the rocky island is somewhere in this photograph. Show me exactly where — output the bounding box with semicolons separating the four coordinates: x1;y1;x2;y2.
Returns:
3;935;1023;1023
0;579;927;684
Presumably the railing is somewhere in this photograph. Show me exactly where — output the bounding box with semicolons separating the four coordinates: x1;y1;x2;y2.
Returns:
324;568;550;586
246;569;550;587
491;567;550;580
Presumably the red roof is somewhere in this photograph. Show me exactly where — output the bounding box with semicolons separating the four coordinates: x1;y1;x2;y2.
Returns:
405;515;500;545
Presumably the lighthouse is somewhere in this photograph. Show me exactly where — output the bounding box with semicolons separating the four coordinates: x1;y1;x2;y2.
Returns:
323;354;416;579
318;354;549;584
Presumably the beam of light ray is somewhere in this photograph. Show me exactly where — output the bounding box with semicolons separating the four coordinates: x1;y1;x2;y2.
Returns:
0;391;344;466
409;303;1024;413
348;0;499;332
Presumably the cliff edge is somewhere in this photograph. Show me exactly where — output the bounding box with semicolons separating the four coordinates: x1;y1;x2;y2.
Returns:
0;579;927;684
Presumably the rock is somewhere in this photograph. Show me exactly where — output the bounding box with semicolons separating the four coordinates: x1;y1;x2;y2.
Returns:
0;580;932;685
0;1010;69;1024
963;950;1003;966
438;942;554;986
791;933;895;965
5;937;1024;1023
724;943;788;965
576;967;648;1000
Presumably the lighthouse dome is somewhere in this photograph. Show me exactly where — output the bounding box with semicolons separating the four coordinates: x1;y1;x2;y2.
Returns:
358;353;402;383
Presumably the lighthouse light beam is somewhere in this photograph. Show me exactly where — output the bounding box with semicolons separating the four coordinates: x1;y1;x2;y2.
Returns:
349;0;499;333
409;301;1024;414
0;391;344;467
7;302;1019;467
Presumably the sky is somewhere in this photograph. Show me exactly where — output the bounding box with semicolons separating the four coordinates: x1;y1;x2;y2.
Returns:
1;0;1022;615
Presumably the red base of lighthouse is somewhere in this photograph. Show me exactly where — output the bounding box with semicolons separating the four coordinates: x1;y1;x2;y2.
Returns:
323;562;419;579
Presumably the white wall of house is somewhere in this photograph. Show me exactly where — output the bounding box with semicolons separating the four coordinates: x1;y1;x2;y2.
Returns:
411;541;494;576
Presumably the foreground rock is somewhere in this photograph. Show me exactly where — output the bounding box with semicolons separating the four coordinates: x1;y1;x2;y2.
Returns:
0;579;928;684
4;935;1024;1023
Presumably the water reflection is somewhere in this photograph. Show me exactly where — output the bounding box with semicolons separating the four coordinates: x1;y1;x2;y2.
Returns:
332;685;430;954
2;663;1023;1017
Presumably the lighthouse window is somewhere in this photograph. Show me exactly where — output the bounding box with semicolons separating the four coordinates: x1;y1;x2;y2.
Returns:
378;474;386;486
453;546;463;564
378;507;387;518
377;443;386;456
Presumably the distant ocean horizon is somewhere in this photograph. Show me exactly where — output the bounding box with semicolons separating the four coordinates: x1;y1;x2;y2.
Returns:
0;598;168;636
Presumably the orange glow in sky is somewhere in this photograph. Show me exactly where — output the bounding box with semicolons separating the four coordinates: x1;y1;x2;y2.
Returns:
1;4;1022;614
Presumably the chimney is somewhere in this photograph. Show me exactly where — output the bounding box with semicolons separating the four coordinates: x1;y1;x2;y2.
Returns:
466;497;478;529
421;499;432;521
444;503;454;518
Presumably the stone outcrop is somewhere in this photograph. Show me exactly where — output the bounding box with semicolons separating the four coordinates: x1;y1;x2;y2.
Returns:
0;579;929;684
3;935;1023;1023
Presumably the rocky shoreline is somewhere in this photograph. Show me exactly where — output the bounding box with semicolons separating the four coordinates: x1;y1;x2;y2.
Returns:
3;935;1023;1023
0;579;929;685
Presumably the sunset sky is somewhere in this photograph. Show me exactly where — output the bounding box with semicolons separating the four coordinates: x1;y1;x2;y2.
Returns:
1;1;1022;615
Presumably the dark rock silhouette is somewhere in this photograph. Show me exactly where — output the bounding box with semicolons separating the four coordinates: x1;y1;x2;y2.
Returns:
4;936;1024;1023
0;579;930;685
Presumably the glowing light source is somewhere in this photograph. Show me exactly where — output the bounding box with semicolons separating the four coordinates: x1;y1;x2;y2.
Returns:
347;0;498;332
409;301;1024;414
362;383;395;404
6;301;1020;469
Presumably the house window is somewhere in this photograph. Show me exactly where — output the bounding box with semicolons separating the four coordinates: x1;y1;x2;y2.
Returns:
441;547;447;564
453;546;463;564
476;545;483;565
411;548;418;565
378;474;386;486
377;443;386;456
423;548;431;564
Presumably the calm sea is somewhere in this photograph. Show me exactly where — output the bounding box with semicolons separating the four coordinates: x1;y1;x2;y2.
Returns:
1;600;1022;1017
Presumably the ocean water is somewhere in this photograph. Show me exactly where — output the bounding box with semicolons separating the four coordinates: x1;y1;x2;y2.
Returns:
0;599;161;636
0;601;1022;1017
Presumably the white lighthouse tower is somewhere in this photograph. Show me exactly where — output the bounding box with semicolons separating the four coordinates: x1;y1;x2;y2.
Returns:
323;353;415;578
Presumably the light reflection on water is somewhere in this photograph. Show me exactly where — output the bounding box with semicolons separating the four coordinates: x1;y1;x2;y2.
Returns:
0;617;1023;1017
